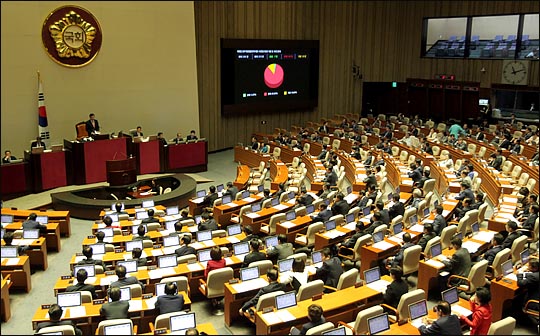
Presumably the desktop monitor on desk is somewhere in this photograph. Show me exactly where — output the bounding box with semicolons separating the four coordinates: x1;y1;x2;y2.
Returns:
196;230;212;242
1;214;14;224
142;200;154;208
163;235;180;247
22;229;40;239
286;211;296;221
1;246;19;259
233;242;250;256
265;236;279;249
103;322;133;336
89;243;106;255
198;249;212;263
73;264;95;277
251;202;262;213
36;215;48;225
118;260;138;274
166;206;179;216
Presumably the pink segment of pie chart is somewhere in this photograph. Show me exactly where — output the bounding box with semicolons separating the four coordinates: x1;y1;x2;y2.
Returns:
264;63;284;88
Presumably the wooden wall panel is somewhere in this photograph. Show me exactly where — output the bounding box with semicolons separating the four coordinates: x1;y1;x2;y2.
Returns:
195;1;539;152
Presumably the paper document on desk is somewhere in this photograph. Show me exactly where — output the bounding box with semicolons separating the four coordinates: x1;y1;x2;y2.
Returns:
144;296;157;309
67;306;86;318
366;279;390;292
226;236;240;244
99;275;118;286
235;254;246;262
187;263;204;272
324;230;346;239
280;221;295;229
451;305;472;317
245;212;260;218
343;222;357;231
472;231;495;243
503;196;517;203
273;204;288;211
203;240;216;247
387;236;403;244
372;241;394;250
504;273;518;282
462;241;481;254
151;249;164;257
424;259;445;268
344;194;357;204
262;312;282;325
496;213;518;222
192;197;204;204
190;242;204;249
442;210;451;217
5;258;20;266
409;224;424;232
128;299;143;312
231;278;268;292
244;197;256;202
276;309;296;322
411;318;425;329
132;219;142;226
162;247;177;255
163;214;181;221
74;256;85;263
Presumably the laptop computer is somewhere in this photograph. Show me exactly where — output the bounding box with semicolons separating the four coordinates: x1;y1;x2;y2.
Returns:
367;313;390;335
324;220;337;231
423;207;430;218
89;243;106;255
322;327;347;336
163;235;180;247
103;322;133;335
22;229;40;239
408;299;428;328
275;291;297;310
170;312;196;335
197;249;212;263
271;198;280;206
110;287;132;302
194;215;202;225
239;266;260;282
305;204;315;215
521;249;530;266
227;224;242;236
392;222;404;236
136;211;149;220
311;251;323;266
158;255;178;269
56;291;82;308
155;283;167;297
471;222;479;235
0;229;4;239
165;220;177;232
196;230;212;242
345;213;355;224
118;260;138;274
233;242;250;257
36;215;48;224
288;191;295;200
216;184;224;193
278;258;294;273
441;286;473;316
257;185;265;193
372;231;384;243
125;240;143;252
1;246;18;259
142;200;155;208
73;264;95;278
285;211;296;221
166;206;180;216
362;206;371;216
363;266;390;292
265;236;279;249
429;242;443;259
251;202;262;213
1;214;14;224
409;214;418;227
501;259;513;276
222;195;232;205
196;190;206;198
241;190;250;199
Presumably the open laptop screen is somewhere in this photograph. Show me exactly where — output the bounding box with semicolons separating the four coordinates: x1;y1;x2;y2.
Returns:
345;213;355;224
265;236;279;249
222;195;232;205
158;255;178;269
241;190;250;199
216;184;224;193
1;214;14;223
240;266;259;282
36;215;48;224
166;206;179;216
364;267;381;284
57;292;82;308
0;246;18;258
521;249;530;265
170;312;196;333
275;291;297;310
372;231;384;243
89;243;106;255
324;220;336;231
198;249;212;262
430;242;442;258
73;264;95;277
118;260;138;273
286;211;296;221
196;190;206;198
311;251;322;264
97;227;113;237
142;200;154;208
278;258;294;273
163;235;180;247
471;222;479;233
251;202;262;213
393;222;403;235
155;283;166;297
125;240;143;252
367;313;390;335
165;220;177;232
233;242;250;256
322;327;347;336
136;211;149;220
409;215;418;226
441;287;459;305
196;230;212;242
362;206;371;216
408;299;428;321
271;198;280;206
306;204;315;215
104;322;132;336
23;229;40;239
227;224;242;236
423;207;430;217
501;259;513;276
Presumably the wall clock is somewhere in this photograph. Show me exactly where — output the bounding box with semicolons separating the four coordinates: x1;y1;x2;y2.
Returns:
501;60;529;85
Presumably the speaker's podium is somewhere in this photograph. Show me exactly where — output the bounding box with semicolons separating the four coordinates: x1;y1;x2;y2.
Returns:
106;157;137;187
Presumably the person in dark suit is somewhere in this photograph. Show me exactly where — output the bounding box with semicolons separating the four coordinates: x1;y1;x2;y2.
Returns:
383;266;409;308
407;163;423;184
85;113;100;135
186;130;198;141
363;168;377;191
416;169;431;189
316;183;332;199
100;287;129;320
502;221;521;249
157;132;168;146
432;205;447;235
141;209;160;224
455;182;474;202
77;246;108;271
102;216;119;229
155;282;184;315
315;247;344;289
266;234;294;261
223;181;239;200
2;150;16;164
417;224;436;252
198;212;218;232
388;193;405;219
488;150;504;171
521;204;538;233
454;198;473;221
36;304;83;335
477;233;504;266
240;225;259;243
331;192;349;216
386;233;415;268
417;301;462;335
366;185;378;205
22;213;47;233
296;188;314;207
31;136;46;150
323;166;338;187
203;185;219;208
114;202;128;215
471;192;485;210
517;258;539;315
241;239;267;268
239;269;285;315
375;201;390;225
132;224;151;241
311;203;333;223
338;222;364;250
2;231;29;256
132;126;144;137
66;268;97;299
131;247;148;267
298;304;326;335
317;145;329;160
173;132;184;144
360;212;385;236
442;237;471;287
175;235;197;257
110;264;145;290
318;121;329;134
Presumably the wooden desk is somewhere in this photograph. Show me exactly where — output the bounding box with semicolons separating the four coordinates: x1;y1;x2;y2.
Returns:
241;200;296;234
269;160;289;190
213;194;263;226
491;276;521;322
1;255;31;292
1;208;71;237
359;239;401;280
1;275;11;321
98;205;166;218
276;215;313;243
3;222;61;252
234;146;271;168
1;237;48;270
254;278;389;335
138;322;218;335
314;225;356;251
234;165;251;191
224;275;270;326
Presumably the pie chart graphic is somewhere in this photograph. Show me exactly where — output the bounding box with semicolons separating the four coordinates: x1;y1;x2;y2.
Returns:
264;63;284;89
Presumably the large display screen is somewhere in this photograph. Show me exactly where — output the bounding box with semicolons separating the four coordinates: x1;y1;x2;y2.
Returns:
221;39;319;114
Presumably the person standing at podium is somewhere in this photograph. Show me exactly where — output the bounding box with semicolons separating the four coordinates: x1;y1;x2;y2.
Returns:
2;150;16;163
85;113;100;135
30;136;46;150
186;130;198;141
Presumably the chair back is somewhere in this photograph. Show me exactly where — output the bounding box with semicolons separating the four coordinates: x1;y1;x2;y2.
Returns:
306;322;335;335
306;222;324;247
402;207;416;227
336;268;358;290
353;234;372;260
75;122;88;139
37;325;76;335
348;206;360;219
501;160;513;175
478;203;488;224
525;177;535;190
146;223;160;232
391;215;403;227
287;252;308;263
416;200;427;217
177;254;197;264
160;275;189;295
477;146;487;159
329;214;345;226
352;306;384;334
206;267;234;298
467;143;477;155
402;245;422;276
391;146;400;156
77;290;93;304
432;146;440;157
142;239;153;249
373;224;387;236
266;213;286;235
440;226;457;250
399;151;408;163
96;319;133;335
456;216;468;236
332;139;341;151
122;283;142;298
510;166;522;180
255;290;285;311
492;248;511;278
487;316;516;335
272;147;281;160
511;235;528;263
303;143;310;155
297;279;324;302
212;230;227;238
395;289;425;323
249;260;274;275
468;259;488;292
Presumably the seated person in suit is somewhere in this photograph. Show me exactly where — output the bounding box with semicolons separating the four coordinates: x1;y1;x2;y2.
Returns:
142;209;160;224
239;269;285;316
442;237;471;287
103;215;120;229
22;212;47;233
323;166;338;187
31;136;46;149
477;233;504;266
132;126;144;137
454;198;473;221
240;225;259;243
296;188;315;208
471;192;484;210
388;193;405;218
114;202;128;215
357;190;370;209
266;234;294;261
417;224;436;252
363;168;377;190
100;287;129;320
173;132;184;144
242;239;267;268
204;246;225;279
279;257;309;292
386;232;414;268
155;281;184;315
366;185;378;205
521;204;539;236
131;247;148;267
66;268;97;299
2;150;16;163
77;246;108;271
157;132;168;146
375;201;390;225
359;212;384;236
501;221;521;249
198;212;218;232
223;181;239;200
203;185;219;208
417;301;462;335
383;266;409;308
85;113;100;135
295;304;326;335
331;192;350;216
455;181;475;202
316;183;332;199
272;182;287;200
110;264;145;290
516;258;539;320
410;188;423;209
175;235;196;257
95;231;106;244
432;205;447;235
132;224;151;241
36;304;83;335
315;247;344;290
186;130;198;141
2;231;29;256
311;203;333;223
338;222;364;251
180;209;194;221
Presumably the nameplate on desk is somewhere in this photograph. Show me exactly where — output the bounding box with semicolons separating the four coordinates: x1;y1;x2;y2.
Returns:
41;304;52;309
187;260;197;264
75;253;83;256
148;266;157;270
228;279;239;284
225;252;233;258
154;328;167;335
87;235;95;239
312;293;323;301
122;232;130;236
142;294;153;299
153;245;161;249
262;307;274;313
318;229;325;234
61;275;72;280
354;282;362;288
105;271;115;276
115;249;123;253
93;299;105;305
